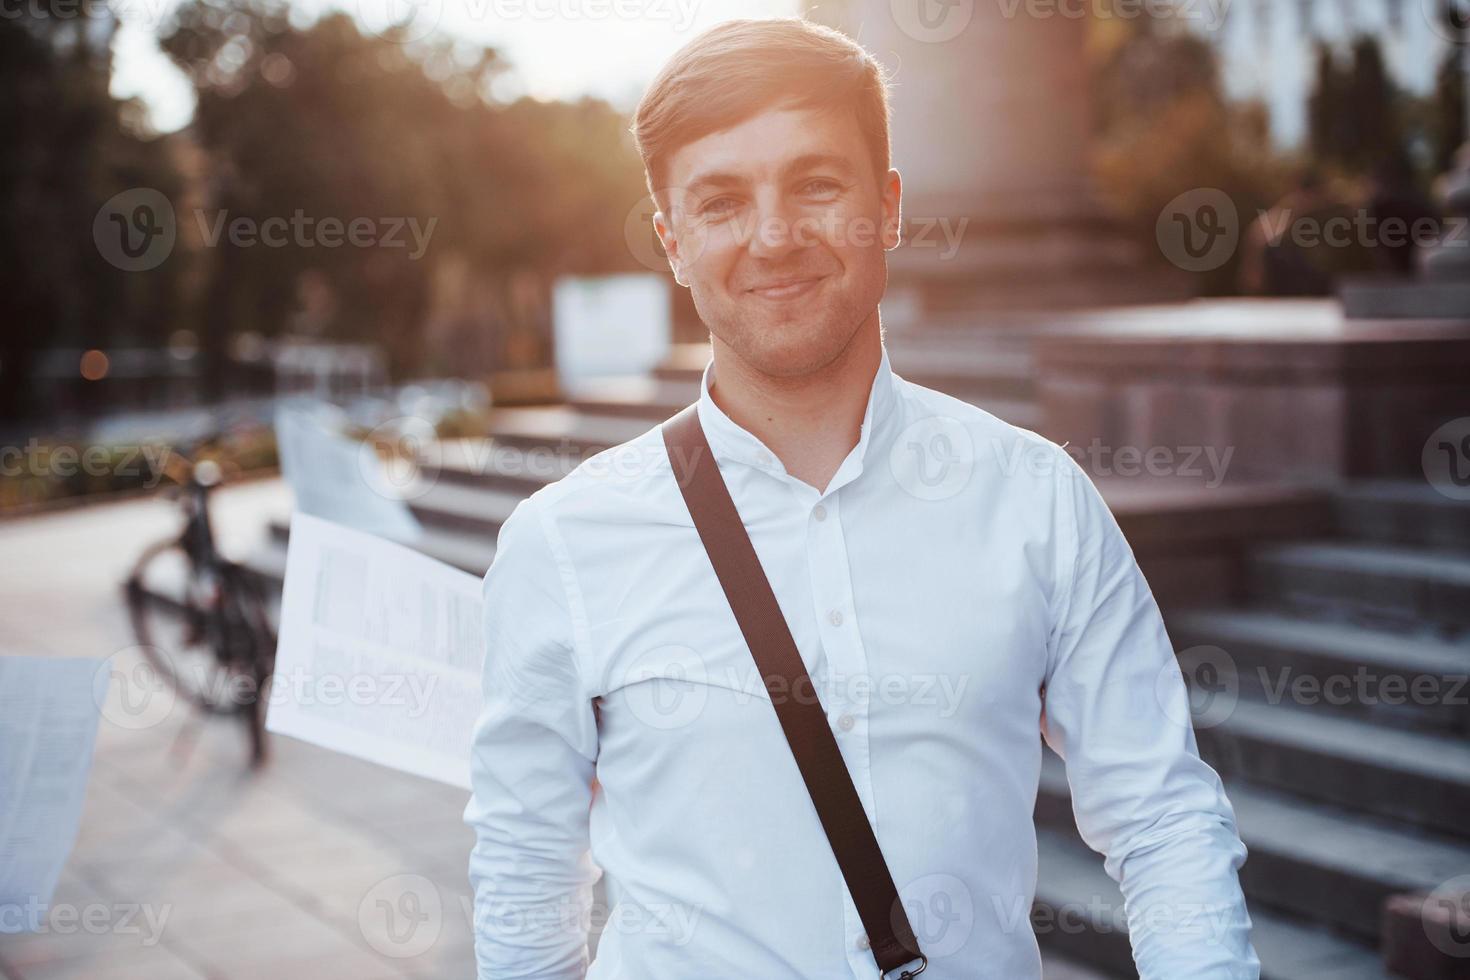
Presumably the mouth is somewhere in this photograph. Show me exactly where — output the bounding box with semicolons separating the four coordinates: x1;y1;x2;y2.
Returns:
746;275;826;301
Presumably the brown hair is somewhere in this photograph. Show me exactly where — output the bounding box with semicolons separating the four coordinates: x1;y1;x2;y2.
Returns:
632;18;892;204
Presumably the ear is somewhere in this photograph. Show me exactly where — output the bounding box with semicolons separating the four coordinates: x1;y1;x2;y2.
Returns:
653;209;689;287
880;168;903;251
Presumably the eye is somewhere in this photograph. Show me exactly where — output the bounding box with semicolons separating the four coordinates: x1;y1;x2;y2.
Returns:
700;196;741;217
801;178;843;198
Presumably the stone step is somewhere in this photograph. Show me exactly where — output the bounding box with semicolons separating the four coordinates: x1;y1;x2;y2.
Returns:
565;377;696;421
406;480;525;538
483;406;655;456
653;340;1037;393
1032;827;1390;979
1193;699;1470;838
1169;608;1470;735
1035;753;1470;941
1248;540;1470;635
1334;480;1470;551
432;439;576;496
596;353;1042;429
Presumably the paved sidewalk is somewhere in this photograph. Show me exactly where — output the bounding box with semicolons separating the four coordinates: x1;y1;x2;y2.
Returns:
0;483;1109;979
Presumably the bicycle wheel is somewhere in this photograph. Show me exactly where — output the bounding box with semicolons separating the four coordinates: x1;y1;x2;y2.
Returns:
216;562;277;766
124;539;267;718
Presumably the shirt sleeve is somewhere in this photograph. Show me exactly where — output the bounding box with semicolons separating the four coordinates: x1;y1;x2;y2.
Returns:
1039;446;1261;979
463;494;601;979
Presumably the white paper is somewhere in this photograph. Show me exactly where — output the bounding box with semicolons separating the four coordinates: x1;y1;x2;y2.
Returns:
267;514;485;788
274;399;423;543
0;656;107;930
552;273;671;384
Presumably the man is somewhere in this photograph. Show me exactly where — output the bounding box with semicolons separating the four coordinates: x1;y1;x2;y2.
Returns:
465;17;1259;979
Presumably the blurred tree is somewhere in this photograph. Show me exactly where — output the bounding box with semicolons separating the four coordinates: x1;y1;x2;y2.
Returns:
159;0;646;385
1429;46;1466;175
0;6;186;422
1308;37;1412;179
1088;8;1291;295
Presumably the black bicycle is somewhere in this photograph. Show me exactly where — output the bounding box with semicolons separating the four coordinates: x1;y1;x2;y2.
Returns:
123;437;276;767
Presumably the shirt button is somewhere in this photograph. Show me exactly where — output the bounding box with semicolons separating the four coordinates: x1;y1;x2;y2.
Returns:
757;451;774;466
828;609;843;627
813;503;827;522
857;933;870;950
837;713;855;732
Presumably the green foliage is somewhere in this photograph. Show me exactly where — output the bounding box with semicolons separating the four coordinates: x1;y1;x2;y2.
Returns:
1088;14;1292;296
158;0;647;383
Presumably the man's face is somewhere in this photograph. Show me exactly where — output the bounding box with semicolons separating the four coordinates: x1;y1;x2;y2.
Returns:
653;105;901;378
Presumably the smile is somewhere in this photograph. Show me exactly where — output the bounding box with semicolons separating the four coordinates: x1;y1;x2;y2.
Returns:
746;276;825;300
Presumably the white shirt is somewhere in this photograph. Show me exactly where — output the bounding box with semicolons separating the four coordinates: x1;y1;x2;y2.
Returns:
464;341;1260;979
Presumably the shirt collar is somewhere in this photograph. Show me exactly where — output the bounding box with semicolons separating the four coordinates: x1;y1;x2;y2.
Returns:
694;341;899;489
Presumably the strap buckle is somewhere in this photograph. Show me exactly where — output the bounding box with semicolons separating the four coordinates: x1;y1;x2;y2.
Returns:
880;954;928;979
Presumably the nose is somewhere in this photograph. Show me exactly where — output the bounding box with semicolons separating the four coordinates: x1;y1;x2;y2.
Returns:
743;189;800;262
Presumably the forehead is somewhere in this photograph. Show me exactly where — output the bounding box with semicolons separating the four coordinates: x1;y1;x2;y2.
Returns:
664;105;872;190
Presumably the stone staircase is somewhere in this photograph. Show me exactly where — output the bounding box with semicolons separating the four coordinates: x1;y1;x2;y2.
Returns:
1032;482;1470;978
220;338;1469;978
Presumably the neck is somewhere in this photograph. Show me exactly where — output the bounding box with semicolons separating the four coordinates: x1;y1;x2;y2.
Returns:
707;312;883;494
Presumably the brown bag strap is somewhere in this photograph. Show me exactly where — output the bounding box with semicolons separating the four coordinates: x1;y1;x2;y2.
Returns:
661;404;927;979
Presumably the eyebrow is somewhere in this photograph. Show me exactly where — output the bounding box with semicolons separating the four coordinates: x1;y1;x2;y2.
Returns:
684;153;859;196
